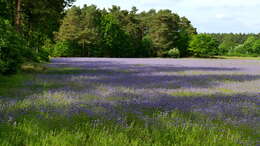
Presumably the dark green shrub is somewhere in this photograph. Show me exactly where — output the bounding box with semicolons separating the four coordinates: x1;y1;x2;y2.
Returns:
167;48;180;58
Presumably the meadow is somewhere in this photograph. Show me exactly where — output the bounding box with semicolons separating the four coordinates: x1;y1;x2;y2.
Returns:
0;58;259;145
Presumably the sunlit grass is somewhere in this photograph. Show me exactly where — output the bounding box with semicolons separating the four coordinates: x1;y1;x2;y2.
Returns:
218;88;235;94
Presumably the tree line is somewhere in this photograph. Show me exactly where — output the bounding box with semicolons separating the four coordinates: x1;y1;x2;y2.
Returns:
1;2;260;75
206;33;260;57
189;33;260;57
50;5;197;58
51;5;260;58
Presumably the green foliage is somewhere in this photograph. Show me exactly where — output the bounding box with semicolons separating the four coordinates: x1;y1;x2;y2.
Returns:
177;17;197;57
41;39;54;57
138;10;196;57
228;36;260;57
140;37;154;57
37;49;50;62
56;5;103;57
0;18;24;74
189;34;218;57
56;6;82;42
101;13;130;57
21;0;75;38
218;36;238;55
0;0;76;75
145;10;183;57
252;39;260;54
167;48;181;58
242;36;257;53
52;41;73;57
207;33;260;57
228;45;246;56
207;33;257;46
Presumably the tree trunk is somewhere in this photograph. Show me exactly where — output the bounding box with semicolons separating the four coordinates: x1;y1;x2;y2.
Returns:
15;0;22;32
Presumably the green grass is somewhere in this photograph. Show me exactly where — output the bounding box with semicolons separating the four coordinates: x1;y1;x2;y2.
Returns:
0;109;253;146
0;63;47;98
0;73;32;98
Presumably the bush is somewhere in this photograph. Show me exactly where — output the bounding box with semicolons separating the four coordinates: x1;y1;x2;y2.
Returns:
167;48;180;58
0;18;25;74
188;34;218;57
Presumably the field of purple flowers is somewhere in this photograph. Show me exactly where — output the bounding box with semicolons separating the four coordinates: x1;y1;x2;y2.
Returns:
0;58;260;145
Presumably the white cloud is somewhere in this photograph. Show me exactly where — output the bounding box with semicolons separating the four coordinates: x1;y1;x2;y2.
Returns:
215;14;226;19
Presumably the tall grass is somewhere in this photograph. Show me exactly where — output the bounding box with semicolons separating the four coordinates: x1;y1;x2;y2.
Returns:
0;110;252;146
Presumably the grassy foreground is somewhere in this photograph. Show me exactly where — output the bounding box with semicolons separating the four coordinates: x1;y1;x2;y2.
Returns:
0;63;257;145
0;110;252;146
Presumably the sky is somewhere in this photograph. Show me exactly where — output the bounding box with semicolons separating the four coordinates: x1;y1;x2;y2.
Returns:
74;0;260;33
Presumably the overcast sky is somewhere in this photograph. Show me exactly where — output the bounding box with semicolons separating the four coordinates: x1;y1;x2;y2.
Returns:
74;0;260;33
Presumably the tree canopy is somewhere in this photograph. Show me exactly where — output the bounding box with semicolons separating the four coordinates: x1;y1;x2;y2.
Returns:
54;5;197;58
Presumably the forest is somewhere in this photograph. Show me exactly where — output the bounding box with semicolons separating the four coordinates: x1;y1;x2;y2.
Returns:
1;1;260;75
